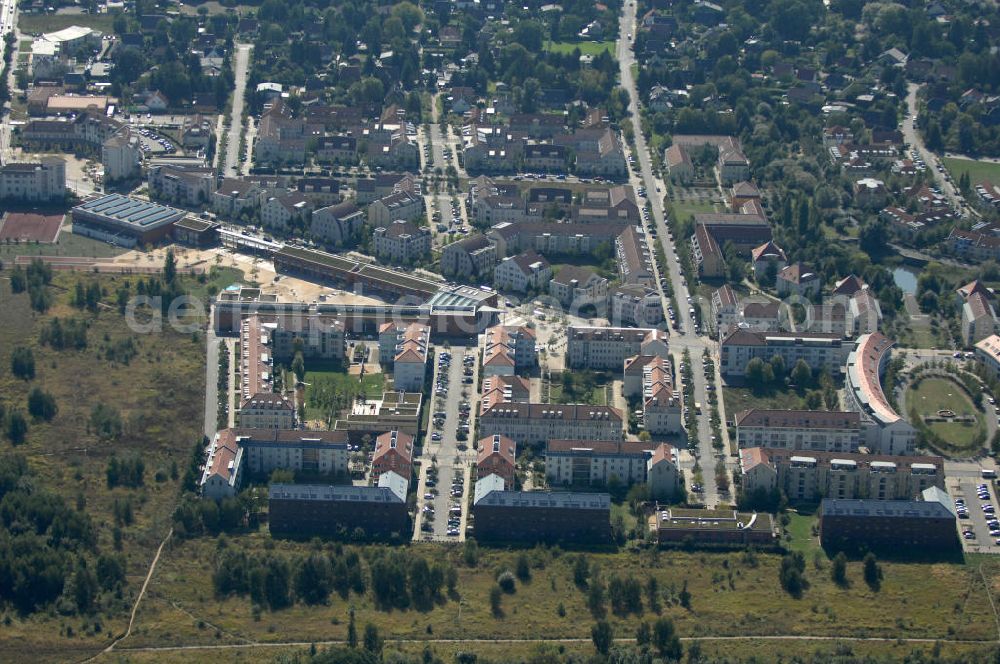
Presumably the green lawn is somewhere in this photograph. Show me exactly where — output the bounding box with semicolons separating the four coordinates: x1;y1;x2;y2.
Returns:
543;40;616;56
549;371;609;405
784;508;821;558
909;377;984;449
0;231;128;259
942;157;1000;186
723;386;807;417
303;363;385;421
671;199;719;222
18;13;117;35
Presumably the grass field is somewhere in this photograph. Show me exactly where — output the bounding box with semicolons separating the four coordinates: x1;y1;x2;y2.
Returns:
549;371;609;405
18;13;117;35
0;231;128;259
909;377;984;449
943;156;1000;186
303;364;386;421
671;200;719;221
723;386;807;417
88;639;1000;664
0;271;207;662
543;40;616;56
122;533;1000;653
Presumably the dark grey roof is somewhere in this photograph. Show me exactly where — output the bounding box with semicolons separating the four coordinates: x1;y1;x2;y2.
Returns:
475;488;610;510
270;478;406;504
820;498;954;520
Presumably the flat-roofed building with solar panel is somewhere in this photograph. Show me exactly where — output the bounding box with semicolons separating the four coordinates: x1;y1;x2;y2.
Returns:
71;193;186;247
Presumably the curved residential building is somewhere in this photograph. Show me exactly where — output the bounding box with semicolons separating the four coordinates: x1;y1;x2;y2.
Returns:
845;333;915;455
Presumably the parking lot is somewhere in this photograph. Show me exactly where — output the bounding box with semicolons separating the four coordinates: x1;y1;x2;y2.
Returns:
950;477;1000;554
413;345;477;541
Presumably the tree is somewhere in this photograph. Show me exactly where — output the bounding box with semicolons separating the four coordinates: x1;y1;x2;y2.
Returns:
745;357;767;387
573;554;590;586
779;552;806;597
515;553;531;582
497;570;516;593
6;410;28;444
489;585;502;616
163;249;177;284
363;623;383;655
791;359;812;390
463;538;479;566
347;607;358;647
652;617;683;660
72;556;98;613
863;553;882;590
295;554;333;605
636;621;651;647
292;352;306;383
678;580;691;609
10;347;35;380
591;620;613;655
831;552;848;586
27;387;57;422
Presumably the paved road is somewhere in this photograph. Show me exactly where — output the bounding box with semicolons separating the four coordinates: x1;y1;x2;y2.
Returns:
903;83;970;215
0;0;20;163
412;345;478;541
222;44;253;178
617;2;727;505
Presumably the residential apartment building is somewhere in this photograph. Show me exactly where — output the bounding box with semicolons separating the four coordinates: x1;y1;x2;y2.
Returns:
488;221;630;258
269;473;409;538
975;334;1000;381
371;430;414;481
493;251;552;293
261;193;313;231
720;329;851;377
0;157;66;203
372;220;431;265
482;324;538;376
734;409;862;453
549;266;608;311
608;285;664;327
315;135;358;164
441;234;497;279
147;164;215;207
212;178;264;219
751;240;787;282
647;443;682;501
566;326;668;371
268;315;346;362
477;434;517;487
479;403;623;445
776;262;822;298
310;202;365;246
472;476;611;543
368;190;424;226
844;333;916;455
379;322;429;391
236;315;295;429
819;487;958;552
961;290;997;347
740;447;944;503
199;427;351;498
616;226;655;287
546;439;655;487
102;129;142;182
623;354;682;434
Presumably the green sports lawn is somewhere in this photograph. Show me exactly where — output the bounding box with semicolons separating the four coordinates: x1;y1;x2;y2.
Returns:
942;156;1000;186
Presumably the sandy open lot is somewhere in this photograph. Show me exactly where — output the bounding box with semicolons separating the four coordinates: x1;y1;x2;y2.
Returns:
109;245;390;305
